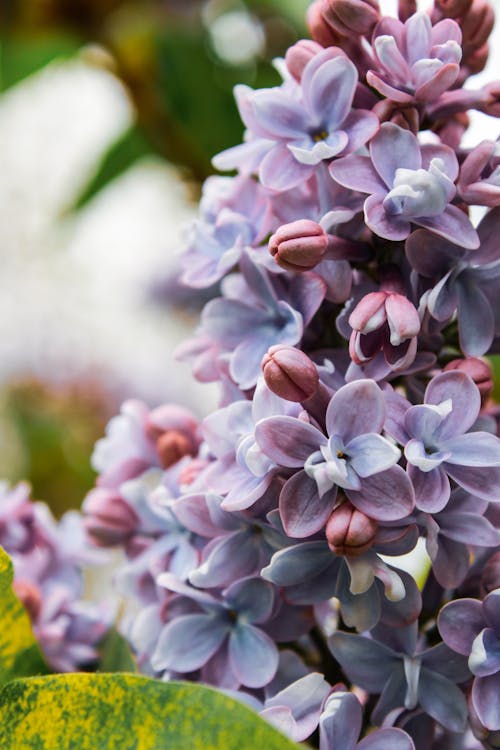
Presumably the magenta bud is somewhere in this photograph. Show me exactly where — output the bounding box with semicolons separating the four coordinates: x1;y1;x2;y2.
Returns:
444;357;493;405
307;0;343;45
325;501;378;556
285;40;323;81
322;0;380;37
83;487;139;547
435;0;473;18
269;220;329;271
156;430;195;469
262;345;319;402
461;0;494;51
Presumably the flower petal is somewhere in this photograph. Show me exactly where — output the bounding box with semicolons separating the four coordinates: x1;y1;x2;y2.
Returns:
229;623;278;688
326;380;386;444
255;416;325;467
346;465;415;521
279;471;336;537
370;123;421;188
152;614;228;672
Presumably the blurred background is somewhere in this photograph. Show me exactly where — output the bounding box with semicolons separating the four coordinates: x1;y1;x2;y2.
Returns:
0;0;499;518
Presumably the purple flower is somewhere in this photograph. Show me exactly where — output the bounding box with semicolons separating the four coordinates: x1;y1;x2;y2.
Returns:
319;690;415;750
330;625;470;732
439;589;500;731
367;12;462;104
213;48;379;191
389;371;500;512
186;251;325;389
256;379;413;537
458;140;500;207
260;672;331;741
0;481;35;554
152;574;279;689
406;211;500;357
330;123;479;248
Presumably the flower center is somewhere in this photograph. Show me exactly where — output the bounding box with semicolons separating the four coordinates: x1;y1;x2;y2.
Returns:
312;129;328;142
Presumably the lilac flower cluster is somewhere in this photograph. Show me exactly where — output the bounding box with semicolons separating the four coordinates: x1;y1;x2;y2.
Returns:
0;481;111;672
83;0;500;746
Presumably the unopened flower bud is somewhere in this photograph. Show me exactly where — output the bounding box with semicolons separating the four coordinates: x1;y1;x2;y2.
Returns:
262;345;319;402
398;0;417;22
325;501;378;556
178;457;209;486
269;220;329;271
461;0;494;52
322;0;380;37
13;579;42;621
156;430;194;469
83;487;139;547
285;40;323;81
373;100;419;133
444;357;493;404
307;0;343;46
434;0;473;19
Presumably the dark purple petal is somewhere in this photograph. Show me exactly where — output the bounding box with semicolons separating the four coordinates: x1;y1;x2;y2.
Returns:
431;535;470;589
469;628;500;677
438;599;485;655
421;643;470;683
472;673;500;730
279;471;336;537
152;614;228;672
256;416;325;467
417;669;467;733
408;464;450;513
438;511;500;546
229;623;278;688
357;728;415;750
445;463;500;503
261;541;333;586
326;380;386;443
484;590;500;634
346;465;415;521
329;631;398;691
370;124;421;188
457;280;495;356
224;577;275;623
364;194;411;241
318;691;361;750
415;205;480;250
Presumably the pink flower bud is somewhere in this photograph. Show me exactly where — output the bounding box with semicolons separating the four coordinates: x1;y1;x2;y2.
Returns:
178;457;210;486
13;579;43;621
373;100;419;134
269;220;329;271
307;0;343;45
262;345;319;402
285;40;323;81
325;501;378;556
434;0;473;19
461;0;494;52
444;357;493;404
398;0;417;22
83;487;139;547
322;0;380;37
480;82;500;117
156;430;195;469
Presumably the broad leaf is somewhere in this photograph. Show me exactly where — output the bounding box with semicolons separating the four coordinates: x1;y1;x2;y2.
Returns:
0;547;48;685
0;673;298;749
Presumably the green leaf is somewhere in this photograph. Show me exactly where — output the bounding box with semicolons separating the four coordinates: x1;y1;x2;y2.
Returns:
0;547;48;686
70;126;152;211
0;34;80;91
0;673;298;749
97;629;137;673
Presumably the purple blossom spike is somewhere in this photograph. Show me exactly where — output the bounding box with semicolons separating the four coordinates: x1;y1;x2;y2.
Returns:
330;123;479;248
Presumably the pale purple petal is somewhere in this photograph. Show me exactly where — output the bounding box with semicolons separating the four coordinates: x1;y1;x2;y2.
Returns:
357;728;415;750
341;110;380;154
469;629;500;676
438;598;485;655
425;371;481;440
255;416;325;467
370;124;421;188
318;691;361;750
326;380;386;443
260;144;310;191
444;432;500;467
329;155;386;193
307;55;357;128
415;205;480;250
445;463;500;503
151;614;228;672
261;541;333;586
229;624;278;688
279;471;336;537
472;673;500;730
224;577;275;623
364;194;411;241
457;280;495;356
251;90;310;139
347;433;401;477
408;464;450;513
346;465;415;521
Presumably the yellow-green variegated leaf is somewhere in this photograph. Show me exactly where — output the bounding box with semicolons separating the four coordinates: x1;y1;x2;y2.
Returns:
0;547;48;685
0;673;299;750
